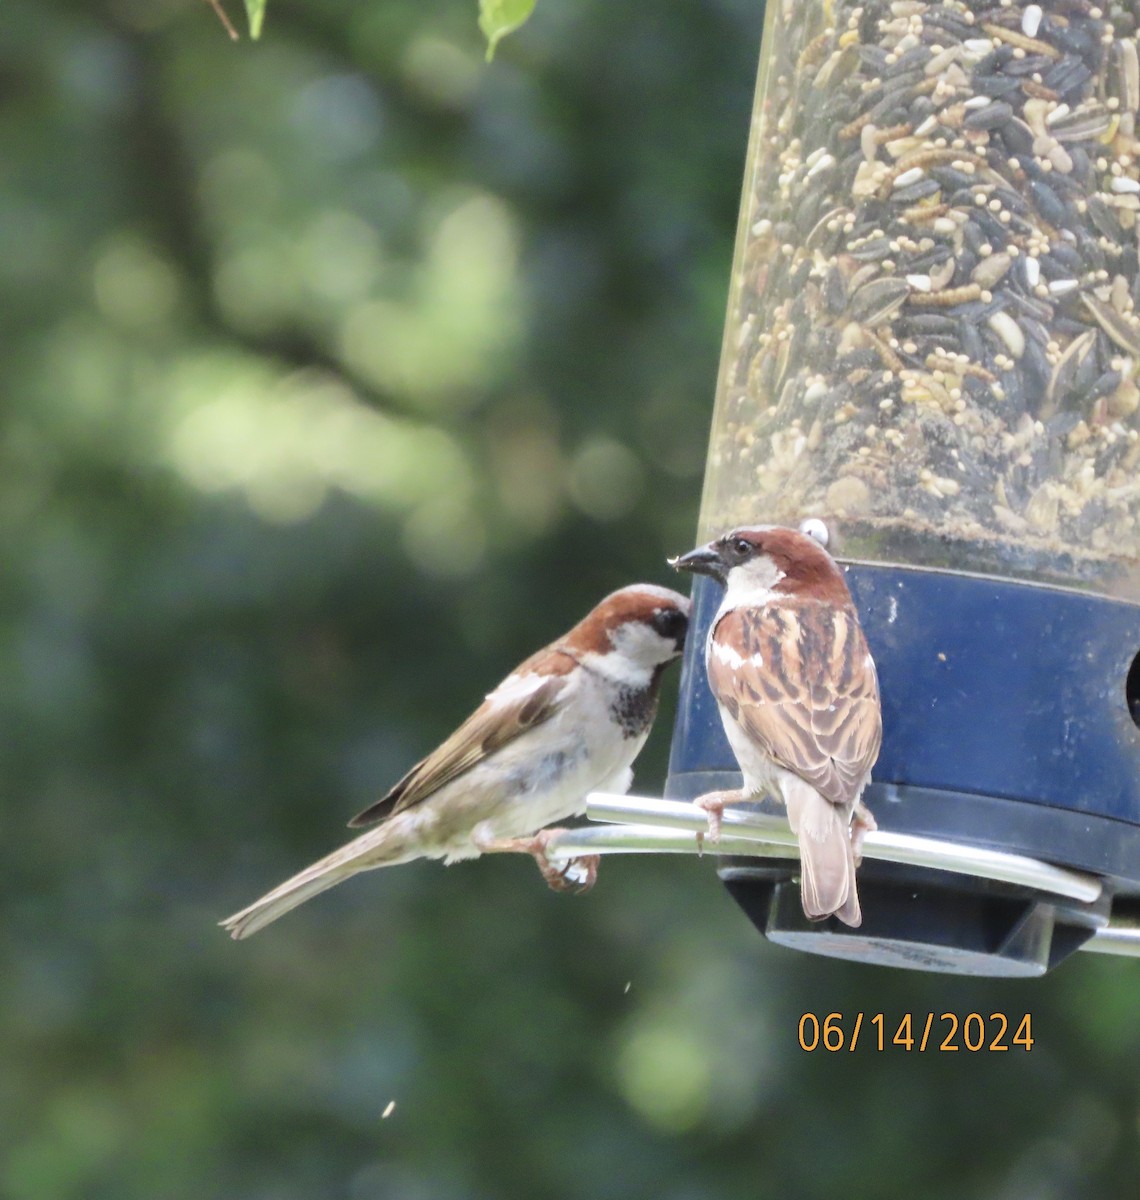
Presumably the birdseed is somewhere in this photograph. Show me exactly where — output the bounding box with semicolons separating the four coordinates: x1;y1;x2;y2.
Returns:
701;0;1140;589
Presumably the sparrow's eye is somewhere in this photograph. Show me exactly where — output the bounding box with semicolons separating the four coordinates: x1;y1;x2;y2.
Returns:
732;537;752;557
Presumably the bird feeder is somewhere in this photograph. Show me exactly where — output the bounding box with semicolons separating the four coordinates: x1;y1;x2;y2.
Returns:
550;0;1140;972
673;0;1140;974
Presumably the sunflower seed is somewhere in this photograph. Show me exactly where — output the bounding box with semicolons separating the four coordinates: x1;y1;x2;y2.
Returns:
1083;293;1140;356
1049;105;1112;143
849;276;911;324
1045;329;1098;414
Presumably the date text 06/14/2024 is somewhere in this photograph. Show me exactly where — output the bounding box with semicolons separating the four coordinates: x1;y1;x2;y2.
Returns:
797;1012;1034;1053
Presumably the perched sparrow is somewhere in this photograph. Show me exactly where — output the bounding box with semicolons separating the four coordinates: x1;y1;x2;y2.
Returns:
672;526;881;927
221;585;690;939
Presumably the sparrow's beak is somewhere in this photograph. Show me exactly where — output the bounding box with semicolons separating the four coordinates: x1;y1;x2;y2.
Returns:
668;543;726;584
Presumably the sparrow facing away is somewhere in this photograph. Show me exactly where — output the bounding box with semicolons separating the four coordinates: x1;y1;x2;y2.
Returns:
672;526;881;927
221;584;690;939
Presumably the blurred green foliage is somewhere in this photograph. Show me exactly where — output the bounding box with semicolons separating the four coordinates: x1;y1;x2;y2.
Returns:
244;0;268;40
0;1;1137;1197
478;0;538;60
246;0;537;57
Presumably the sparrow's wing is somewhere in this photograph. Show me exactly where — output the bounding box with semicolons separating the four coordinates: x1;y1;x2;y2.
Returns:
347;656;572;827
708;604;881;808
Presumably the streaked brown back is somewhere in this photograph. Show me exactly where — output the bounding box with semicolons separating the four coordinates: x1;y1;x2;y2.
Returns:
708;601;881;807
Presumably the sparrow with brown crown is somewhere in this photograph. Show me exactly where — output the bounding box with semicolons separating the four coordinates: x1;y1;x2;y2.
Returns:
221;585;689;939
671;526;881;927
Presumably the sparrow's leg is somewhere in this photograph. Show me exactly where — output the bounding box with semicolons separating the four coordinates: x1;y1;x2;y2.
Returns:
474;828;599;893
850;800;877;866
693;788;746;850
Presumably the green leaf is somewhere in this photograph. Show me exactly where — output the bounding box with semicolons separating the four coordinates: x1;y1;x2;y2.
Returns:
478;0;536;61
244;0;266;40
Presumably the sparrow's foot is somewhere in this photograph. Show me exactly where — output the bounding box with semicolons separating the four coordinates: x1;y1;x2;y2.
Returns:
527;829;599;893
477;828;598;894
539;850;600;894
850;800;877;866
693;788;745;850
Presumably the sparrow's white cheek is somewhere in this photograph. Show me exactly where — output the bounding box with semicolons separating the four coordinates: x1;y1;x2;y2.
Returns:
720;555;785;612
605;621;681;671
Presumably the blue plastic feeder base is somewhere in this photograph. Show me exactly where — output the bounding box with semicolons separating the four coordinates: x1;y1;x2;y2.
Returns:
666;566;1140;975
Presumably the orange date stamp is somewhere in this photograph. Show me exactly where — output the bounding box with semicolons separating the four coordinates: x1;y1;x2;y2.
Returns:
797;1012;1033;1052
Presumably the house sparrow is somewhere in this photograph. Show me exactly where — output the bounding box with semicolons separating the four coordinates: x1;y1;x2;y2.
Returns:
671;526;881;927
221;584;690;939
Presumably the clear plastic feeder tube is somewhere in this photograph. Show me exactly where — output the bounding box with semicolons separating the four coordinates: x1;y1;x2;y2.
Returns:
700;0;1140;595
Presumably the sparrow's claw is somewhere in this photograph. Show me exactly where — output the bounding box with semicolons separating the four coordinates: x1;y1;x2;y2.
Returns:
539;851;600;894
692;788;748;853
699;797;725;845
479;828;599;894
695;792;732;846
850;800;877;866
529;828;599;893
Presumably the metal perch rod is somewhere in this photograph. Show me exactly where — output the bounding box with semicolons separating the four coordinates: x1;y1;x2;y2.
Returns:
544;793;1103;904
1080;923;1140;958
541;794;1140;956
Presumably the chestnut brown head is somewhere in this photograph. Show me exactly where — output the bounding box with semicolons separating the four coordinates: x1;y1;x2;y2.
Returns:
671;526;851;606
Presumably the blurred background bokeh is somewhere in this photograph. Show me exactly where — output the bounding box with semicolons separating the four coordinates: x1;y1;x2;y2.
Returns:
1;0;1137;1196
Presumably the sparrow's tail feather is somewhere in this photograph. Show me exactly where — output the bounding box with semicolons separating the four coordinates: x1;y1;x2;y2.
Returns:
832;838;862;927
220;820;418;940
784;779;861;928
